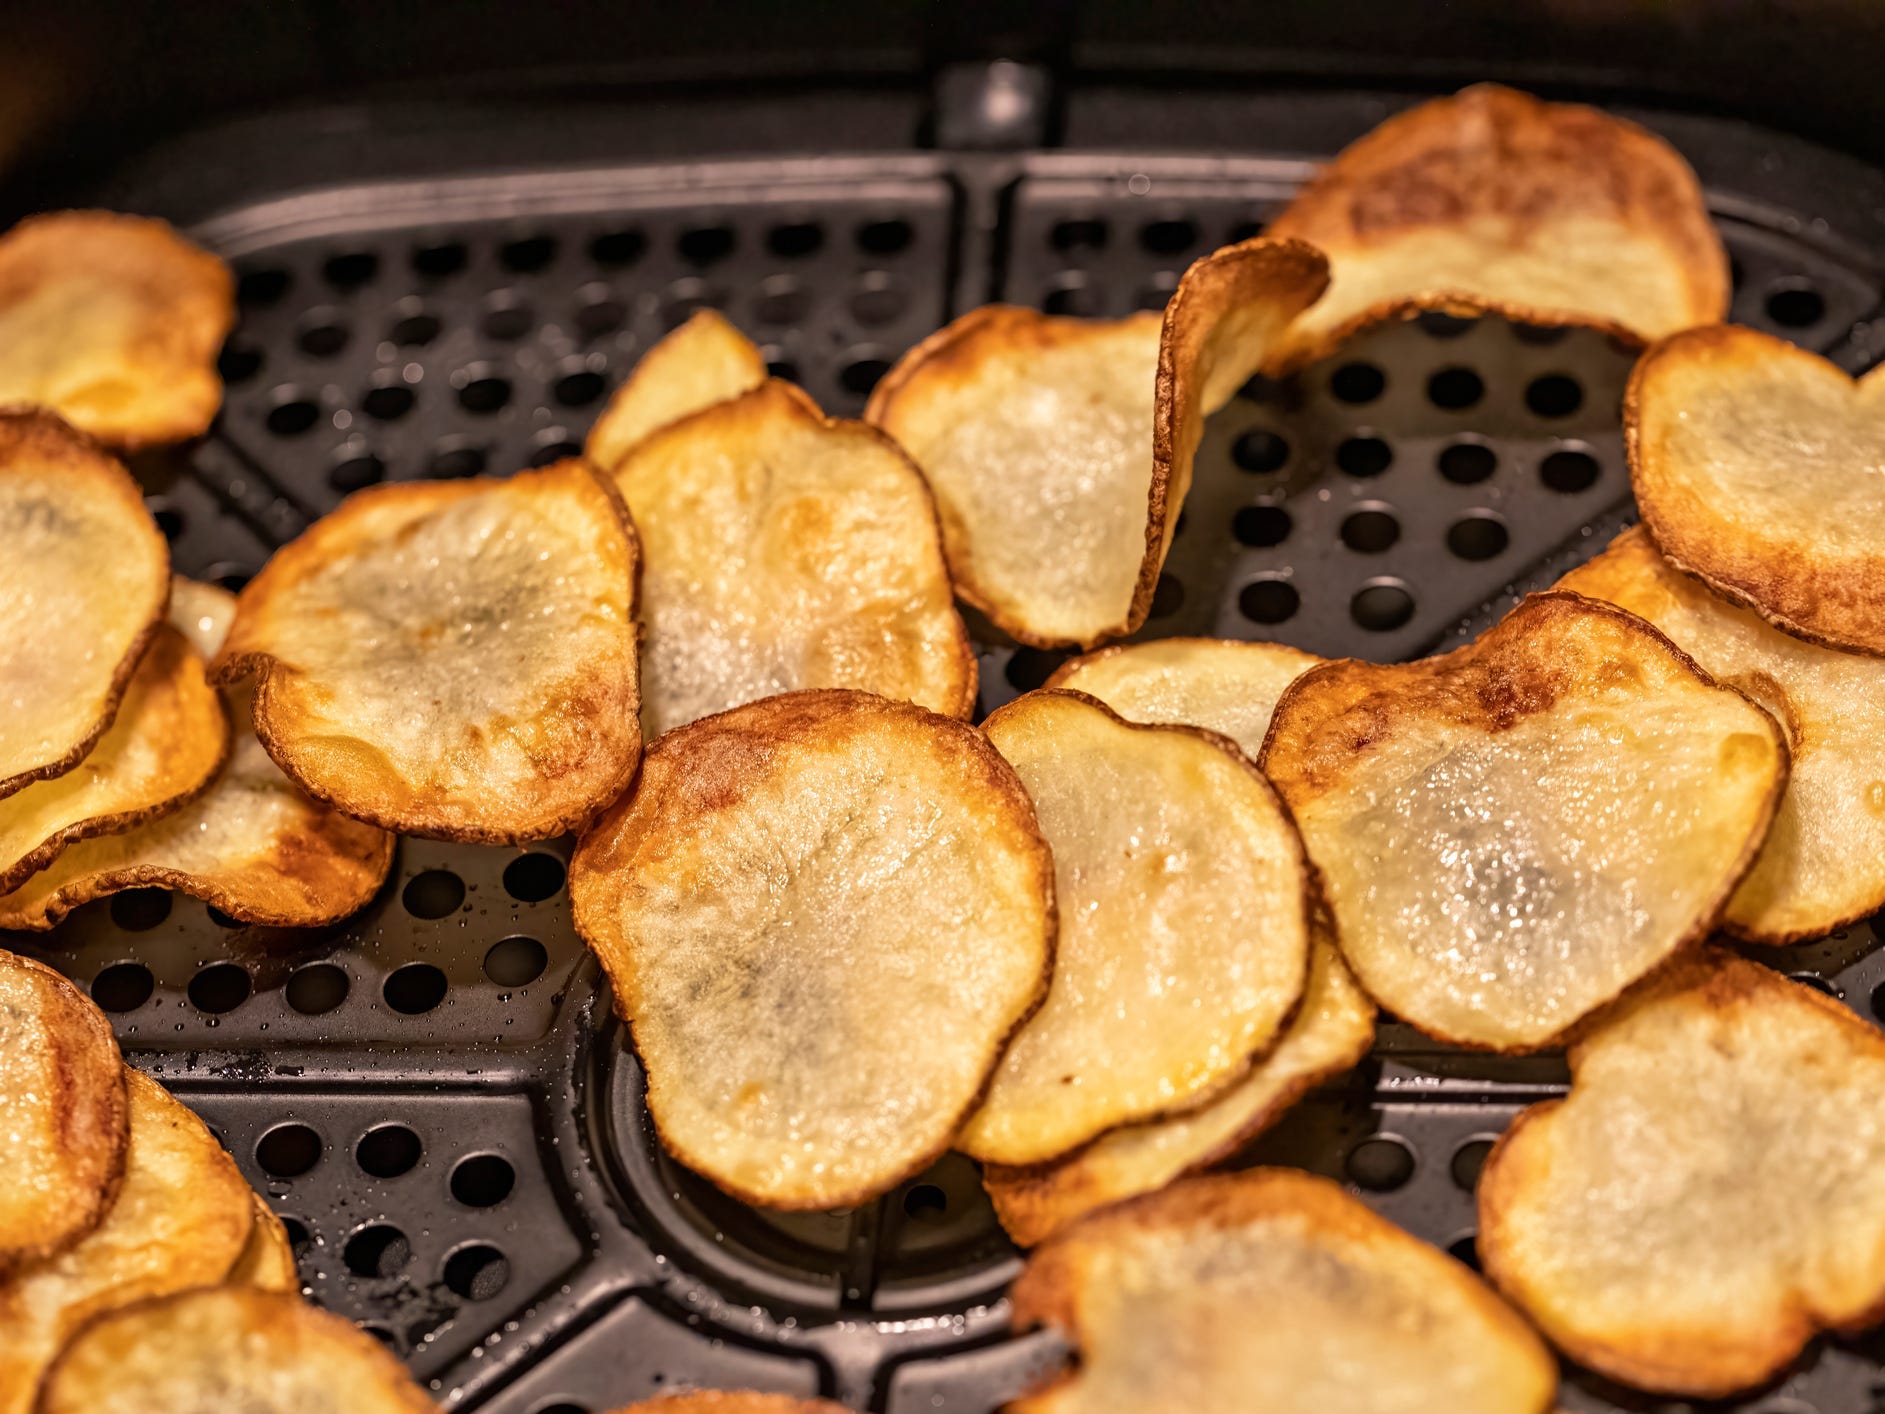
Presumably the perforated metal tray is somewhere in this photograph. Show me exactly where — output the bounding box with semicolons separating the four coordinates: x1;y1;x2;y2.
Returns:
11;85;1885;1414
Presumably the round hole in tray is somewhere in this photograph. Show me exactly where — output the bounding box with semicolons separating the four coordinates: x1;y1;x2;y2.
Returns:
428;440;487;479
1437;440;1496;484
329;451;385;493
485;936;548;987
361;382;415;421
265;394;320;437
1351;580;1416;633
1448;1232;1481;1272
753;277;810;327
1512;322;1569;346
322;251;378;289
1340;507;1400;554
1138;217;1197;255
357;1124;422;1178
457;370;512;414
590;228;646;266
1417;311;1475;339
678;224;736;265
403;869;465;918
1238;577;1299;625
1447;512;1510;562
361;1323;400;1351
1427;366;1485;410
91;962;155;1013
412;241;468;277
1329;361;1386;404
553;367;607;408
237;268;291;307
1450;1138;1496;1192
903;1183;948;1221
1765;280;1826;329
206;904;244;928
257;1123;323;1178
281;1216;311;1253
1226;218;1264;244
1524;373;1584;419
285;962;349;1016
481;296;534;342
1043;276;1101;318
296;313;349;358
1135;275;1178;312
499;234;557;273
1789;972;1839;998
767;357;799;383
503;852;565;902
107;888;171;932
1335;435;1393;478
1005;648;1069;692
1233;503;1291;548
575;293;626;337
345;1223;412;1279
766;221;824;258
443;1243;511;1301
452;1154;516;1207
1049;216;1107;252
218;339;263;384
1540;447;1600;494
850;272;908;327
188;962;251;1014
857;218;914;255
390;309;441;347
660;278;725;328
532;1404;588;1414
1231;428;1290;473
1150;573;1184;618
529;437;582;467
208;565;254;594
840;354;891;396
1345;1135;1415;1191
384;964;449;1016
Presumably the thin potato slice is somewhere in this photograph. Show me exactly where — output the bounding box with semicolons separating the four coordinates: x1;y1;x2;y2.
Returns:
586;309;769;472
0;951;126;1279
1629;324;1885;657
35;1286;437;1413
603;1397;853;1414
0;624;227;892
570;689;1054;1208
0;211;233;447
0;582;392;931
212;459;641;843
228;1195;298;1293
868;238;1327;648
0;409;169;799
960;690;1311;1166
612;379;974;736
1007;1168;1556;1414
1260;592;1787;1050
1480;950;1885;1397
0;1069;253;1413
1045;637;1323;756
1265;83;1726;372
985;931;1373;1246
1559;527;1885;942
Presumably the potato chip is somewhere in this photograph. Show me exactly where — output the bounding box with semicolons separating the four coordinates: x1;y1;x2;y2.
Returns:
35;1286;437;1413
959;690;1311;1166
0;951;126;1279
212;459;642;843
228;1195;298;1293
1265;83;1726;372
586;309;768;472
0;211;233;447
1044;637;1323;757
603;1397;852;1414
1007;1168;1556;1414
0;408;169;800
1629;323;1885;657
868;238;1327;648
1259;592;1787;1050
1558;527;1885;942
1480;950;1885;1396
610;379;974;736
985;930;1372;1246
0;1069;254;1413
0;624;227;893
570;689;1053;1208
0;582;393;931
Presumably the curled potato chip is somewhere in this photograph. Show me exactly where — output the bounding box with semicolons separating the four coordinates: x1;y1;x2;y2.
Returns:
35;1285;436;1413
228;1195;298;1293
611;379;974;736
1480;950;1885;1396
1629;324;1885;657
1260;592;1787;1050
1265;83;1726;372
985;930;1372;1246
0;582;393;931
0;211;232;448
212;459;641;843
0;624;227;893
1045;637;1323;757
0;1069;253;1413
959;690;1311;1166
1008;1168;1556;1414
868;238;1327;648
603;1397;852;1414
0;409;169;800
1559;527;1885;942
0;951;126;1279
570;689;1054;1208
586;309;768;472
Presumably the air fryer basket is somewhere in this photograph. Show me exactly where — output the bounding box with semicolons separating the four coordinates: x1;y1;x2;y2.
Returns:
10;85;1885;1414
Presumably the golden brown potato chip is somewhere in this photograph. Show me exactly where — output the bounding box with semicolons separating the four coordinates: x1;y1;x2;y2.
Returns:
570;689;1054;1209
586;309;768;472
610;379;974;736
0;624;227;893
0;408;169;800
0;211;232;448
1479;950;1885;1397
1265;83;1726;372
35;1286;437;1413
959;690;1311;1166
0;582;392;931
1260;592;1787;1050
1044;637;1323;757
1558;527;1885;942
212;459;641;843
0;951;126;1279
228;1195;298;1294
868;238;1327;648
602;1397;852;1414
0;1069;253;1413
1629;323;1885;657
1007;1168;1556;1414
985;931;1372;1246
